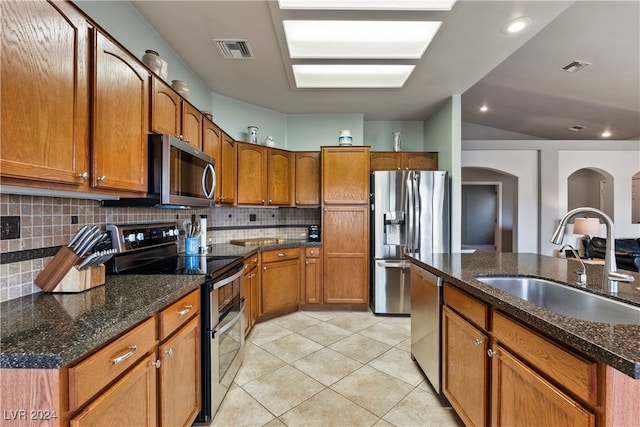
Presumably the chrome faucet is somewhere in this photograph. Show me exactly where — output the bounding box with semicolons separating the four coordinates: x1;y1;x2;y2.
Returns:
551;207;634;294
560;244;587;285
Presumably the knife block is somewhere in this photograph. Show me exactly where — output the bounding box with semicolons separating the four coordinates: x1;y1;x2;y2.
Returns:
50;264;106;293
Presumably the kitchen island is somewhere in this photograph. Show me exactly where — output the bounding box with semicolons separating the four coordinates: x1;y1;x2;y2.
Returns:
407;252;640;427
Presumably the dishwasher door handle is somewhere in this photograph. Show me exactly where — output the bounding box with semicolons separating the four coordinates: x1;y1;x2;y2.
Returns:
377;261;411;268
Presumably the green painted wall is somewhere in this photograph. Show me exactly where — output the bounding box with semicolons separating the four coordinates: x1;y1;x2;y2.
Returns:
364;121;424;151
287;114;364;150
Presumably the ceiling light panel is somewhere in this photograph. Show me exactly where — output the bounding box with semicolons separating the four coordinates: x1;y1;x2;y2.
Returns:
278;0;456;11
283;20;441;59
292;64;415;88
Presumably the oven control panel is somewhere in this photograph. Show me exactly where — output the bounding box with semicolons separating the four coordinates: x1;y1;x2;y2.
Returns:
107;223;180;252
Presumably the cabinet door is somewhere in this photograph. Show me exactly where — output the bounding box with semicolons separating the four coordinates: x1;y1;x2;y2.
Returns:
1;0;90;186
202;120;222;202
491;344;595;427
262;258;300;315
267;148;294;206
295;152;320;205
242;264;252;336
322;147;370;204
158;316;201;427
322;206;369;304
220;133;237;205
70;353;158;427
250;263;261;322
442;306;488;427
181;102;203;150
237;143;267;205
304;250;322;304
370;152;401;171
402;152;437;170
150;77;181;137
93;31;148;193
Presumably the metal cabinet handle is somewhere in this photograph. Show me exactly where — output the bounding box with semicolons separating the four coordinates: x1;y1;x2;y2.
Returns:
262;199;265;203
278;253;287;257
487;349;497;357
177;305;193;316
165;348;174;357
111;345;137;364
98;176;107;183
296;200;299;204
306;260;309;265
252;258;258;263
269;199;272;204
474;339;483;346
152;359;161;368
263;266;267;270
78;172;89;180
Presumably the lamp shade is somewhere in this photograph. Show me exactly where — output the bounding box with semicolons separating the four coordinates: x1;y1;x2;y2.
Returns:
573;217;600;236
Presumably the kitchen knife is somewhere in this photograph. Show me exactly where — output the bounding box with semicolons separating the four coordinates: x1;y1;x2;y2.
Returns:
77;252;100;270
72;226;99;254
68;226;88;248
78;230;104;257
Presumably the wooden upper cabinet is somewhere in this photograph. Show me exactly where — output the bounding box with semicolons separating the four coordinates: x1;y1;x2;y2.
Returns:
150;77;181;137
0;0;90;186
370;151;438;171
267;148;294;206
181;103;203;150
202;120;222;201
237;142;267;205
295;152;320;206
322;147;370;205
92;30;149;193
220;133;237;205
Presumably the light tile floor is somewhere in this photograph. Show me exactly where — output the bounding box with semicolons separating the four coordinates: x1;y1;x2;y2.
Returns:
211;310;464;427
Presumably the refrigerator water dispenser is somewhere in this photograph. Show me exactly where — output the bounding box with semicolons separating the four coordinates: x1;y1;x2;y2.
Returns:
384;211;405;246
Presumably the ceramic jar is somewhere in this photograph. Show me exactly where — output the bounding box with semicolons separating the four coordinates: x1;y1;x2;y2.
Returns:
171;80;189;99
248;126;258;144
142;50;168;81
339;130;352;146
392;131;402;151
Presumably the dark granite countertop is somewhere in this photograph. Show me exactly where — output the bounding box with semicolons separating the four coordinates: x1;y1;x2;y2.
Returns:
0;274;204;369
406;252;640;379
206;239;322;259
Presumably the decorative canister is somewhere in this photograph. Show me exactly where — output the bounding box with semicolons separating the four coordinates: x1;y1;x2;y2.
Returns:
392;131;402;151
142;50;168;80
171;80;189;99
339;130;352;146
248;126;258;144
202;111;213;121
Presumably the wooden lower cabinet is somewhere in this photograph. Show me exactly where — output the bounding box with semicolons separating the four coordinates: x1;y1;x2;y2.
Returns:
261;249;301;316
303;247;322;304
442;306;488;427
158;315;201;427
491;344;594;427
70;352;158;427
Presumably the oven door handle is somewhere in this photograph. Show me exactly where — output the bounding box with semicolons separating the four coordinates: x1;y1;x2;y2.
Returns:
213;266;244;289
214;298;245;336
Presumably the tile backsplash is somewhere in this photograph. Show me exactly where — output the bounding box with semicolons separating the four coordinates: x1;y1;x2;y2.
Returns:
0;193;319;302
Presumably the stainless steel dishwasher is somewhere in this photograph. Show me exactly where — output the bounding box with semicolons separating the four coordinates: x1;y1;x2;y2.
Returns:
410;263;443;393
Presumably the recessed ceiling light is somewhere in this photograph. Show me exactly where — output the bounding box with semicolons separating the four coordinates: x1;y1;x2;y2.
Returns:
292;64;415;88
283;20;441;59
480;105;488;112
601;130;612;138
500;16;533;34
278;0;457;11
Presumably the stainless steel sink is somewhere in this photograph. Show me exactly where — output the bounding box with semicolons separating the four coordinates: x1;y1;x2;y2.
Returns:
474;276;640;325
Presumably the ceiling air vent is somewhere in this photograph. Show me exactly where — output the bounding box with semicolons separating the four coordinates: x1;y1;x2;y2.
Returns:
214;39;254;59
568;125;586;132
561;60;592;73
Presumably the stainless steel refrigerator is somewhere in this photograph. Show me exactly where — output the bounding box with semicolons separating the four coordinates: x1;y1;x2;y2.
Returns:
370;170;450;315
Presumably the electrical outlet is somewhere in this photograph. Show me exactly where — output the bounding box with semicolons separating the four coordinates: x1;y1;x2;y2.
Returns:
1;216;20;240
249;214;257;222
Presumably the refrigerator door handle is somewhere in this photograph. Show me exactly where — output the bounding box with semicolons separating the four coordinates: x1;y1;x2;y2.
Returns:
376;261;411;268
406;172;414;253
412;173;420;252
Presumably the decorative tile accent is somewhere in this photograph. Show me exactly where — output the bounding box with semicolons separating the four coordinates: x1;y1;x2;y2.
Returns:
0;193;320;302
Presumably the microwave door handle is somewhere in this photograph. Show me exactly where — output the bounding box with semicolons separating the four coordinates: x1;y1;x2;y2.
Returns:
202;163;216;199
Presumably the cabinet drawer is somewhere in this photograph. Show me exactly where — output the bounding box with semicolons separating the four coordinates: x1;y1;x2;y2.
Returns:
245;252;260;269
158;289;200;341
68;316;156;411
492;311;598;406
444;284;488;330
305;247;321;259
262;248;301;263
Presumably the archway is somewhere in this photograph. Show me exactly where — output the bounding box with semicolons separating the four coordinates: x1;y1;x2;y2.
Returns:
567;168;614;219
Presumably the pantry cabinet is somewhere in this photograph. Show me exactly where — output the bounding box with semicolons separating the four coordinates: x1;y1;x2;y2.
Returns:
1;0;91;187
322;147;370;205
370;151;438;171
92;30;149;193
295;152;320;206
260;248;301;317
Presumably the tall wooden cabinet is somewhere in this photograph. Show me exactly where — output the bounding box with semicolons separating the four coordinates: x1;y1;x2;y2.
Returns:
1;0;91;187
92;30;149;193
321;147;370;307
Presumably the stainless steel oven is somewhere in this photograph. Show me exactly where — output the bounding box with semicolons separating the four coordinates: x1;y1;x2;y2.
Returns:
204;260;245;422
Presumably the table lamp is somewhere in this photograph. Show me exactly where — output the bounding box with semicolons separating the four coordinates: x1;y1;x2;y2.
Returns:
573;217;600;259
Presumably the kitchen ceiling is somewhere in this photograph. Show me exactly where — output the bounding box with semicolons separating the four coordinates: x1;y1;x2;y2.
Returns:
130;0;640;140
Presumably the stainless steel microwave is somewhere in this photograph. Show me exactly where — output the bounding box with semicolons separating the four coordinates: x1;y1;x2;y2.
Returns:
101;134;216;209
